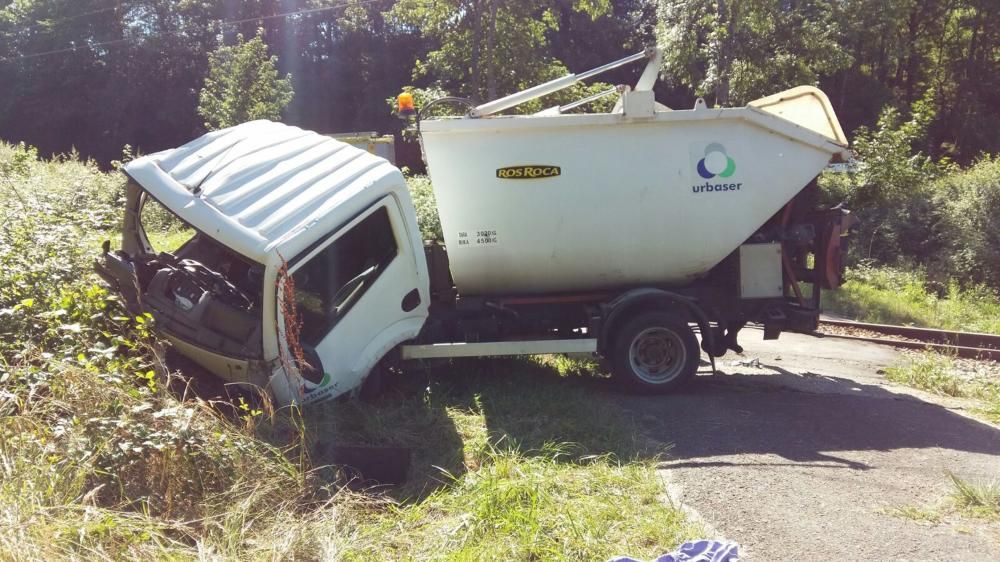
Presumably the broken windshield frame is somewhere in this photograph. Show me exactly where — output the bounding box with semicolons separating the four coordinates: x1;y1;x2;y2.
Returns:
117;181;267;359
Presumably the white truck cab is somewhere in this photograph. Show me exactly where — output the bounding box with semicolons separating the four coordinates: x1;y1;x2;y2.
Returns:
98;121;430;404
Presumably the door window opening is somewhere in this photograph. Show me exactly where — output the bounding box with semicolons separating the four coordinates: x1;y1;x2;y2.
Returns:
292;206;398;346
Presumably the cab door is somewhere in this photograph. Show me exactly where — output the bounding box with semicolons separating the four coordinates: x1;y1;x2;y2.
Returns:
278;195;427;403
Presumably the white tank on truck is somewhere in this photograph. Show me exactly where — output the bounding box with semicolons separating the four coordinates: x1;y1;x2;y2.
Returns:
416;49;849;295
97;47;856;407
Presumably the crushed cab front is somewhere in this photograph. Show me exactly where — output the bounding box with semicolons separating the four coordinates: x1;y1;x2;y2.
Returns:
96;180;269;386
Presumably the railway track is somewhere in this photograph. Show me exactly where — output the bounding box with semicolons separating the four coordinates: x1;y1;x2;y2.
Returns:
817;318;1000;361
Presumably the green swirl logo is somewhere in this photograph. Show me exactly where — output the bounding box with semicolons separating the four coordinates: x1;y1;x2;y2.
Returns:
697;143;736;179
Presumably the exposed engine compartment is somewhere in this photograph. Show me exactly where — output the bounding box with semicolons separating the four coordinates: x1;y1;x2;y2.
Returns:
135;238;264;359
96;183;265;362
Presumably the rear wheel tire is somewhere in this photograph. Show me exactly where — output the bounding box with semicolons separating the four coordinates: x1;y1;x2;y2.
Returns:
610;312;699;393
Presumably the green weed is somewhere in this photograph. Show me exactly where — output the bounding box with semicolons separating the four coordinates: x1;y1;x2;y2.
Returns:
405;174;443;242
886;473;1000;527
884;352;965;396
884;352;1000;423
823;264;1000;334
948;472;1000;520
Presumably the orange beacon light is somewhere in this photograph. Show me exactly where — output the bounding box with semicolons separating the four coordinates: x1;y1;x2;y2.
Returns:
397;92;416;117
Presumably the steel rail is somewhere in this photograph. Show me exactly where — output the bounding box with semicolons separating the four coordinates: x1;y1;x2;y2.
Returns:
817;319;1000;361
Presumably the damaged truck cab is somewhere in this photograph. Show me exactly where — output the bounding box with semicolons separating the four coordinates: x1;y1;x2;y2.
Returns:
98;122;431;404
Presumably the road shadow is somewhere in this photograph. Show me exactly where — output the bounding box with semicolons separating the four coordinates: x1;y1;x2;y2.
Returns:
617;362;1000;471
302;353;1000;500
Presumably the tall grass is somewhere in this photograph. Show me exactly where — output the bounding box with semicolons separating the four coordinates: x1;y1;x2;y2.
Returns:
336;445;697;561
0;142;697;559
823;264;1000;334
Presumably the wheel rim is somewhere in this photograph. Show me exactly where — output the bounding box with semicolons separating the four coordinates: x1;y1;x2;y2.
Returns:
628;326;687;384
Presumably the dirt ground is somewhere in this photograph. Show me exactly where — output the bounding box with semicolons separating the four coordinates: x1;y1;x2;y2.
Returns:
618;328;1000;561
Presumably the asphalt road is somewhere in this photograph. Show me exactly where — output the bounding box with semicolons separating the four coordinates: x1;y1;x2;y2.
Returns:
618;329;1000;561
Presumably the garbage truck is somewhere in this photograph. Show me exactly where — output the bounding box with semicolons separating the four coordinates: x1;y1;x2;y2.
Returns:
96;48;857;406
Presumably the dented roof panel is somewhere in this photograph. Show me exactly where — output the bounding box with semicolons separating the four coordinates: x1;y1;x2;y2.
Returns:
124;121;404;263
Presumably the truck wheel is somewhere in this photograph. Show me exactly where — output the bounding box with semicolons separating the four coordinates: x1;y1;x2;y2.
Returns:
610;312;699;393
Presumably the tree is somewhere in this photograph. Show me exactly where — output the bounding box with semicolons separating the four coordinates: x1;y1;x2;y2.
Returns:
656;0;850;106
198;30;294;130
0;0;995;164
388;0;615;111
0;0;221;163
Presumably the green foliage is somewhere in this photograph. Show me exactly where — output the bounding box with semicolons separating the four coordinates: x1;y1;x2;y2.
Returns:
933;156;1000;289
1;0;997;164
0;143;696;559
139;197;195;253
0;143;125;360
405;174;443;242
884;352;1000;423
0;142;324;558
820;130;1000;293
890;471;1000;525
339;446;698;560
823;265;1000;334
197;30;294;130
0;0;222;164
389;0;614;112
321;357;699;558
885;352;965;396
821;101;944;208
887;505;943;524
656;0;851;106
818;100;956;272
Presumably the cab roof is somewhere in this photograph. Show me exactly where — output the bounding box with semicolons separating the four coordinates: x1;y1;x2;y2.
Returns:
125;120;403;263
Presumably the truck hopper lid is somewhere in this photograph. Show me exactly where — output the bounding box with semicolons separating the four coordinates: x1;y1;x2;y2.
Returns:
124;120;403;264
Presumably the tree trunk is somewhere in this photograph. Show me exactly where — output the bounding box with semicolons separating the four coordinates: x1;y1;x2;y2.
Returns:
485;0;498;101
900;6;920;103
715;0;732;106
954;3;986;156
470;0;483;102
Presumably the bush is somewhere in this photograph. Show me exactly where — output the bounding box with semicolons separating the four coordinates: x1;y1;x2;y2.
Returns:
406;174;443;242
0;142;330;559
818;101;954;271
818;101;1000;294
0;143;125;359
934;155;1000;289
198;30;294;130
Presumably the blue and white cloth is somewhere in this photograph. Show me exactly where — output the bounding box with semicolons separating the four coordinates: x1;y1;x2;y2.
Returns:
608;539;739;562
